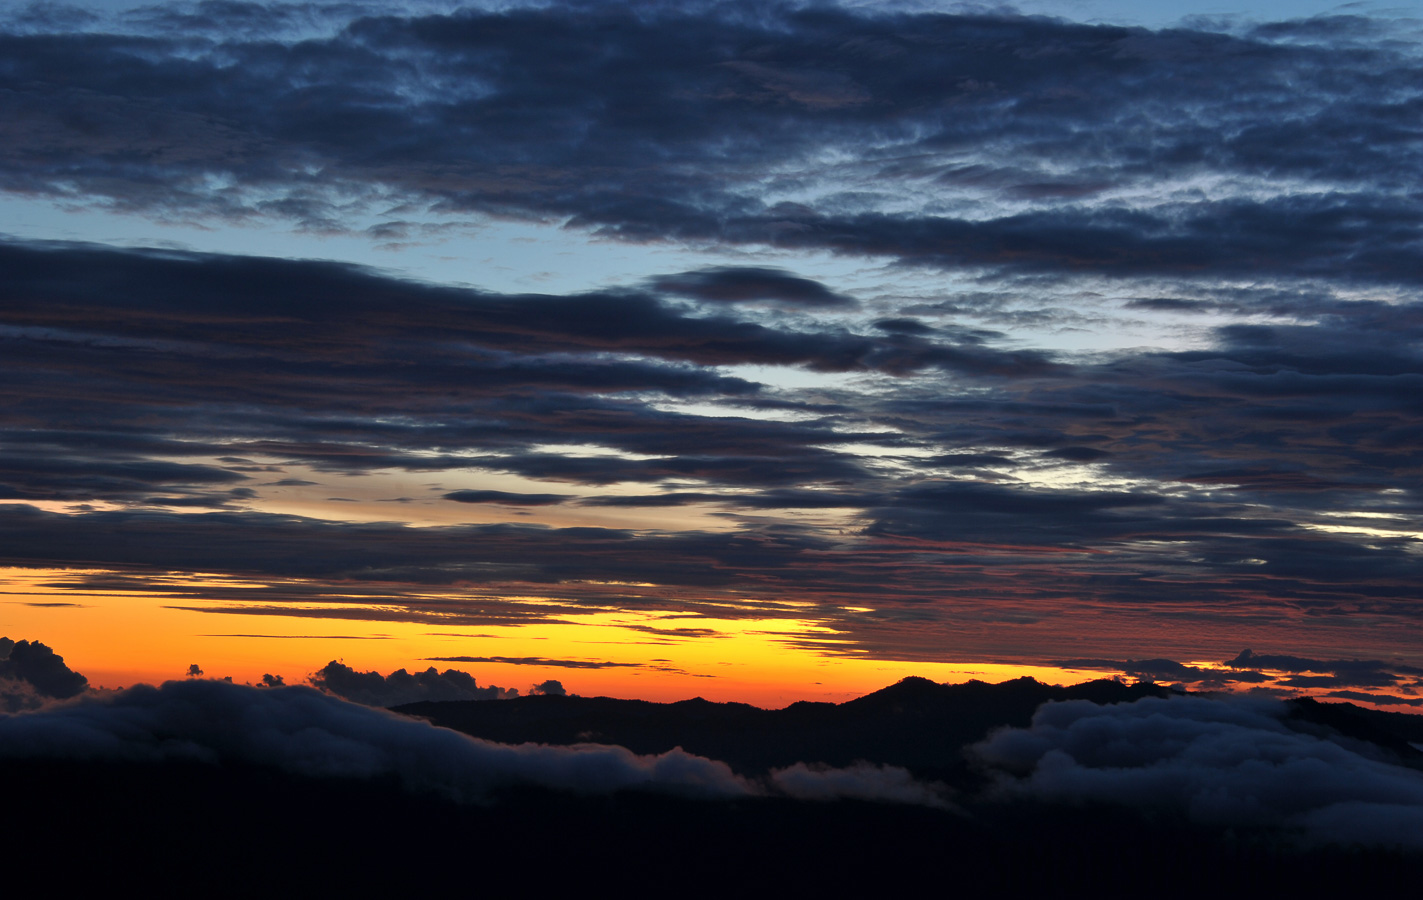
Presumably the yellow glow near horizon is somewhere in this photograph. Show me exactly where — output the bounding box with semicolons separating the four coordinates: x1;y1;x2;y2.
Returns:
5;566;1418;711
0;566;1111;705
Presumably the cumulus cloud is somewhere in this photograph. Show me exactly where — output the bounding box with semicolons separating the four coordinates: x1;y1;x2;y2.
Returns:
529;680;567;696
310;661;518;706
0;637;89;712
972;695;1423;848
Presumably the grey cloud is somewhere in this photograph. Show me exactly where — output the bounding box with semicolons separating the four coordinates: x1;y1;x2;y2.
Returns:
0;238;1038;504
1052;657;1272;685
2;5;1416;286
769;762;952;808
443;490;573;506
973;695;1423;848
0;678;752;800
310;660;518;706
1226;649;1423;689
1324;691;1423;709
651;267;856;309
0;637;89;712
529;680;567;696
427;656;641;670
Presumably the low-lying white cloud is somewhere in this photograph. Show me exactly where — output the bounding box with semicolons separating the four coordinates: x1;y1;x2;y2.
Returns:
0;679;748;800
0;678;951;807
770;762;954;809
972;694;1423;848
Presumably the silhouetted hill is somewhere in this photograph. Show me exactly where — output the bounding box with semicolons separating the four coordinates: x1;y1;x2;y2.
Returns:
1286;697;1423;766
396;676;1172;781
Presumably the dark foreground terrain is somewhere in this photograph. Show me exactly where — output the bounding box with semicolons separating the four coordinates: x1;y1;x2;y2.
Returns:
5;677;1422;894
7;756;1422;895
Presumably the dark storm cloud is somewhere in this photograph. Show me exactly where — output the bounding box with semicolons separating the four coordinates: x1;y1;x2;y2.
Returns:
1;4;1419;285
973;695;1423;848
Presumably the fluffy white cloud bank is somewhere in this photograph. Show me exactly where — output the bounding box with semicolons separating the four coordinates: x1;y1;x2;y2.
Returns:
0;679;748;800
973;695;1423;848
0;679;942;806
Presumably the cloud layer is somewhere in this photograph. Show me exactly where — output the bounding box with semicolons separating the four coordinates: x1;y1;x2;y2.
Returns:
974;694;1423;847
2;2;1419;287
0;2;1419;678
0;676;948;807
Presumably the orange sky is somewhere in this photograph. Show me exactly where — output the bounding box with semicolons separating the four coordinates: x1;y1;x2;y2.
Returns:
6;566;1415;710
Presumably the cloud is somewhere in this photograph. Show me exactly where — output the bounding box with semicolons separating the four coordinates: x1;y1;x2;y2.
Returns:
0;5;1415;287
443;490;573;506
0;637;89;712
0;5;1420;669
529;680;567;697
1052;657;1272;686
0;675;955;806
651;267;856;309
1226;649;1423;689
973;694;1423;848
0;678;751;800
769;762;953;809
1323;691;1423;709
427;657;641;670
310;660;519;706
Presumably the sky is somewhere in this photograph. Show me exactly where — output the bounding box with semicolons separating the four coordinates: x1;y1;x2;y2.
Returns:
2;0;1423;708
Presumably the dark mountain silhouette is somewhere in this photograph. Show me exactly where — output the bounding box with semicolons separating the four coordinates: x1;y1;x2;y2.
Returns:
400;676;1423;781
1284;696;1423;766
395;676;1171;781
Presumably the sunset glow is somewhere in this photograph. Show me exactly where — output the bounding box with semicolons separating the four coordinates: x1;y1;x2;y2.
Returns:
1;0;1422;714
